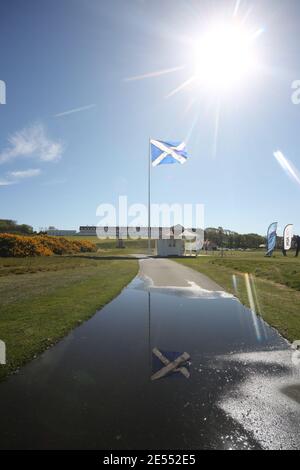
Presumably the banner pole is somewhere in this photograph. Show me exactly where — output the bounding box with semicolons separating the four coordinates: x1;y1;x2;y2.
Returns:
148;139;151;255
282;224;287;257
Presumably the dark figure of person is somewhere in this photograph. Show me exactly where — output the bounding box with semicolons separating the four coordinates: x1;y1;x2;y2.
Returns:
295;235;300;257
282;247;287;256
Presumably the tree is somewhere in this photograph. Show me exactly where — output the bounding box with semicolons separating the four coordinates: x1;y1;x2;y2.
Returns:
0;219;33;235
204;227;265;249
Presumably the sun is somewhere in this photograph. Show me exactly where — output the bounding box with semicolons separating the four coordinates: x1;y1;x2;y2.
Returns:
124;18;263;99
193;22;261;91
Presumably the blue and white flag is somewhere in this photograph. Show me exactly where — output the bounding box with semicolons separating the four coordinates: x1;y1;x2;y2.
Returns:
150;140;190;167
266;222;277;256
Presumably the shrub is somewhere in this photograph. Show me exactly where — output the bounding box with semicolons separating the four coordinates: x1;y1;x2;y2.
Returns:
0;234;96;257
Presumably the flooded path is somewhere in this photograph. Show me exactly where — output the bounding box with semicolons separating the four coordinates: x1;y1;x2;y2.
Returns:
0;258;299;450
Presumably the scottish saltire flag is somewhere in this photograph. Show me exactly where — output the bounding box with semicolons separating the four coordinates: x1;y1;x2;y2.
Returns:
151;348;190;381
266;222;278;256
150;140;190;167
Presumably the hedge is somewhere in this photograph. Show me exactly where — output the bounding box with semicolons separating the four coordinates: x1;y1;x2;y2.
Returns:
0;234;96;257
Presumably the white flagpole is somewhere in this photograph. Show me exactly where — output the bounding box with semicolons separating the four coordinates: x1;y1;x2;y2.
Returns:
148;139;151;255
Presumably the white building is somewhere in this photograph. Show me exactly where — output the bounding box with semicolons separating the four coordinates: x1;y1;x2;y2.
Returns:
156;238;185;257
79;224;203;257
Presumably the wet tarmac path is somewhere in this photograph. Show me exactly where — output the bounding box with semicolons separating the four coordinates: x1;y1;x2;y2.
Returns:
0;258;299;450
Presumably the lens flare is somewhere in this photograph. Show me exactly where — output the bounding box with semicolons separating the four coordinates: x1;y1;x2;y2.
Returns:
193;22;262;91
274;150;300;187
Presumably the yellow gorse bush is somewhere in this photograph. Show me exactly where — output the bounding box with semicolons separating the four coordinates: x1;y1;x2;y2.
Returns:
0;234;96;257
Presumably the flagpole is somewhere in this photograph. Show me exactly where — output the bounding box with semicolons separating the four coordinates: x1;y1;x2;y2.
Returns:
148;139;151;255
148;291;151;378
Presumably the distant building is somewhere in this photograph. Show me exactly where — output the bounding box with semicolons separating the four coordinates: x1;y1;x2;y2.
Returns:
156;238;185;257
79;226;149;237
78;226;98;235
156;225;186;257
80;224;202;257
79;225;198;238
46;228;77;236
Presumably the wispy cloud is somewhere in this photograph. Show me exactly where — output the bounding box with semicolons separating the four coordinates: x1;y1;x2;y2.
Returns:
54;104;96;117
0;123;63;164
274;150;300;187
0;179;14;186
0;168;42;187
8;168;41;179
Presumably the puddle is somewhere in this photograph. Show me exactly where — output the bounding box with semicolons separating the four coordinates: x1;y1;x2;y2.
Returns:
0;272;298;450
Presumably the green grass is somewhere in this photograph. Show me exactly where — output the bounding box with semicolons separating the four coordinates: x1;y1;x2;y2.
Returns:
176;251;300;343
206;250;300;290
0;255;138;381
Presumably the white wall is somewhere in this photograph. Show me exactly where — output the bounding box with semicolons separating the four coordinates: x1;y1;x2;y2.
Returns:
156;239;184;257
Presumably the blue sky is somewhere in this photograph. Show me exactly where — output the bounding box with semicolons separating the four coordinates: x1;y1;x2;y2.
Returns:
0;0;300;235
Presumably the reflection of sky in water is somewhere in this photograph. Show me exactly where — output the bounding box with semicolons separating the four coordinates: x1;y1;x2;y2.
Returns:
134;274;234;299
132;273;284;349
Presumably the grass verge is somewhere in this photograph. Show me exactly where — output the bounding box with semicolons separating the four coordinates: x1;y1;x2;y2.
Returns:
176;253;300;343
0;256;138;381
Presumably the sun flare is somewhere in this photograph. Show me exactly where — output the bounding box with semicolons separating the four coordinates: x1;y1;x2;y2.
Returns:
193;22;262;91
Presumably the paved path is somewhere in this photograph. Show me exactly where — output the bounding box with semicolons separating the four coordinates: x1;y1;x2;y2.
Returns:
138;257;223;290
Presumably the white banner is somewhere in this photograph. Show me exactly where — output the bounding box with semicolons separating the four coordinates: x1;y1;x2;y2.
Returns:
284;224;294;251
